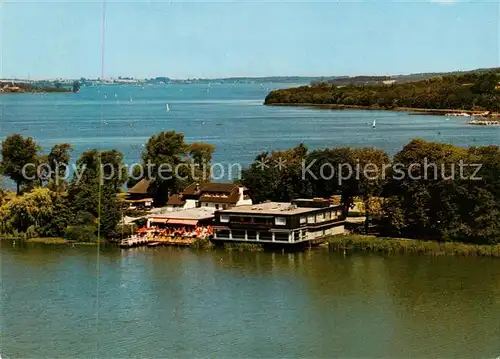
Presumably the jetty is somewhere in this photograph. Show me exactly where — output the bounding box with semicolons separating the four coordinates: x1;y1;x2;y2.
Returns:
119;233;197;249
119;235;150;248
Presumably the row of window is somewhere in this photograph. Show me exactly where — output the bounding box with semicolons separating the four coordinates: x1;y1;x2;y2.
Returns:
219;210;340;226
300;210;339;225
216;230;289;241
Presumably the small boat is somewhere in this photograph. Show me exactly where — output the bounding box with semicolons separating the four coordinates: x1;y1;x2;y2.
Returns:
372;119;376;128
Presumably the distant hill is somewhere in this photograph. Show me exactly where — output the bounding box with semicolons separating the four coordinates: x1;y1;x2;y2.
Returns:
314;67;500;86
265;68;500;113
142;68;500;86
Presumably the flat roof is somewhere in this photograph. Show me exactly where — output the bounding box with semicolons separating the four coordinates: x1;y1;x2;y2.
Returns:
149;207;215;221
218;202;339;216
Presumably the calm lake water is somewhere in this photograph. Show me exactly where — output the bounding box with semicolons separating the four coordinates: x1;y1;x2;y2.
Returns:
1;83;499;173
1;84;500;357
1;241;499;358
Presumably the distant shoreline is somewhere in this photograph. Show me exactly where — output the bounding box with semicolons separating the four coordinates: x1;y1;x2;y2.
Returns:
265;103;500;119
0;82;71;94
0;90;71;95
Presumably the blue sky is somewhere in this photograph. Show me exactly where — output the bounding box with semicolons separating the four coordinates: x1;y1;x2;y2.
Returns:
1;0;498;79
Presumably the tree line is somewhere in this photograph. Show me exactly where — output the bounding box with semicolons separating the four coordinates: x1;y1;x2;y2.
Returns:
240;140;500;245
0;131;214;241
265;71;500;112
1;131;499;245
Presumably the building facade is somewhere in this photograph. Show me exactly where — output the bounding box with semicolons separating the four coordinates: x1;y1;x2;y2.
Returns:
212;199;345;244
165;183;252;211
126;178;154;209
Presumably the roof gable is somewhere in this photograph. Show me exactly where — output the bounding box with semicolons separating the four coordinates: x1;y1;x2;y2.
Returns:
127;179;153;195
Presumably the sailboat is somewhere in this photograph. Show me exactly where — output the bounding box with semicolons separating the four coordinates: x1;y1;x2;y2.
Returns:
372;119;376;128
166;103;170;112
129;96;133;102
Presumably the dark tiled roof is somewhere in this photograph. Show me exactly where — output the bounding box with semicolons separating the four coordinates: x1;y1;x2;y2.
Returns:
127;179;153;195
166;194;186;206
182;183;201;196
182;182;244;196
199;187;240;204
200;182;241;193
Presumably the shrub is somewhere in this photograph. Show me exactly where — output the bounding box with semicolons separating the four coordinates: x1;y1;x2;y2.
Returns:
190;237;214;250
64;225;97;242
107;223;138;240
224;243;264;252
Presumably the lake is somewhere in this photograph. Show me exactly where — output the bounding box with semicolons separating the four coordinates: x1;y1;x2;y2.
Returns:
1;83;499;177
1;241;499;358
1;84;500;358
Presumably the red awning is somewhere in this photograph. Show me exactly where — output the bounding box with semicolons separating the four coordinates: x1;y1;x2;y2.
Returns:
149;218;199;226
167;219;199;226
150;218;169;224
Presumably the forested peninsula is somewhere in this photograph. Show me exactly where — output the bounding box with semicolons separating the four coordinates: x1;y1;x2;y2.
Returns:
0;81;80;94
264;70;500;114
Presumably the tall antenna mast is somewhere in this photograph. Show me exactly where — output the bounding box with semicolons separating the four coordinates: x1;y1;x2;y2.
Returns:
95;0;106;357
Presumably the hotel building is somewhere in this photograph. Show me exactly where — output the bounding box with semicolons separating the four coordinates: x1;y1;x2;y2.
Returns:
213;198;345;244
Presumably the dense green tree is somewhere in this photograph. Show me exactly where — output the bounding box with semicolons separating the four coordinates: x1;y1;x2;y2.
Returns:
141;131;189;204
68;149;123;239
0;187;53;234
382;140;499;244
1;134;39;195
39;193;72;237
304;147;357;215
188;142;215;180
350;147;391;232
188;142;215;167
64;224;96;242
135;131;217;205
241;144;312;203
265;70;500;112
47;143;72;191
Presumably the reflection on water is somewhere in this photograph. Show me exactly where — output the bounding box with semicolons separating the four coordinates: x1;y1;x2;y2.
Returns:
1;241;499;358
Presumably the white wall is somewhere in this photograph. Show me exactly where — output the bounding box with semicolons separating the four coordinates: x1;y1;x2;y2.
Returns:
199;201;230;210
165;199;198;212
236;198;253;206
184;199;197;209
